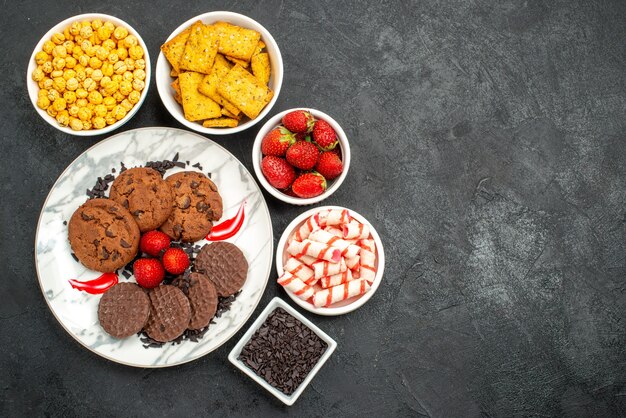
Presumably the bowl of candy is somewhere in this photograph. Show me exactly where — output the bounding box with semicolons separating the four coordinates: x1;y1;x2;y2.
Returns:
275;206;384;315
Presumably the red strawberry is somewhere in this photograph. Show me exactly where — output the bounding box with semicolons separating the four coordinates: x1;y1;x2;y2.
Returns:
261;127;295;156
315;152;343;180
162;248;190;275
283;187;298;198
312;119;338;150
286;141;319;170
139;230;171;257
291;172;327;198
330;146;342;159
133;258;165;289
261;155;296;189
282;110;314;133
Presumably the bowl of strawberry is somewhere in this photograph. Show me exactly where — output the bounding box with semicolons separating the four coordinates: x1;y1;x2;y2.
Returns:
252;108;350;205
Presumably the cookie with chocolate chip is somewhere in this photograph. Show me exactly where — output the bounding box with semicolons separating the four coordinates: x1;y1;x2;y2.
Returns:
109;167;174;232
159;171;223;242
68;198;140;272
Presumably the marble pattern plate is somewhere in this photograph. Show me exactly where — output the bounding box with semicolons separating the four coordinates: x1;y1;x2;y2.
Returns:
35;127;273;367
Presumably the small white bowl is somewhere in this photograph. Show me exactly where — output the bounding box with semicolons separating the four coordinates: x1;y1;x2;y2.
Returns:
228;297;337;406
156;11;283;135
26;13;151;136
276;206;385;315
252;108;351;205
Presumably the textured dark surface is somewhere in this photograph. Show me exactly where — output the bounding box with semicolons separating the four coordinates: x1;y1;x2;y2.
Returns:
1;0;625;416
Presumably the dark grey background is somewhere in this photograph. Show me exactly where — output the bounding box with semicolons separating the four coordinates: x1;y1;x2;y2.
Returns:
1;0;625;416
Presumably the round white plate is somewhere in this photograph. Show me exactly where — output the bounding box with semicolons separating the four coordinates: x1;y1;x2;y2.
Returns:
35;127;273;367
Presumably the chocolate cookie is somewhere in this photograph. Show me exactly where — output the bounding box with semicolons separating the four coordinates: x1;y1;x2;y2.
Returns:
173;272;218;330
194;242;248;297
98;283;150;339
144;285;191;342
68;198;140;272
159;171;223;242
109;167;174;232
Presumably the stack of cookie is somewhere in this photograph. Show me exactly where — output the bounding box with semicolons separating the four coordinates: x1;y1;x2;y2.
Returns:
68;167;249;343
69;167;223;271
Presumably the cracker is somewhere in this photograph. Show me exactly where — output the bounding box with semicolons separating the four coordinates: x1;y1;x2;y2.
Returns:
179;22;218;74
161;26;193;73
202;117;239;128
170;68;179;77
214;21;261;61
197;55;241;116
217;64;274;119
179;72;221;121
252;41;266;57
251;53;270;85
171;78;182;104
226;56;249;68
221;107;241;120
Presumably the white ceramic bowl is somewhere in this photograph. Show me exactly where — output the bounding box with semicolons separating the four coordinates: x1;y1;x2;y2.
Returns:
275;206;384;315
228;297;337;405
252;108;351;205
156;11;283;135
26;13;151;136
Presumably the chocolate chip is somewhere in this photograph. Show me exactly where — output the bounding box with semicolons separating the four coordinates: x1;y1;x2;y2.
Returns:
133;210;144;217
122;199;129;209
190;181;199;189
63;220;67;226
179;196;191;209
120;239;131;248
173;224;183;235
237;308;327;395
101;247;110;260
108;205;118;213
93;239;100;246
105;229;116;238
192;162;203;170
172;152;179;162
174;180;181;189
81;212;94;221
126;178;133;185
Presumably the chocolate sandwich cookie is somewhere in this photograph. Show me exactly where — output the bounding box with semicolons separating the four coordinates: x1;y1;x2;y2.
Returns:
109;167;174;232
194;242;248;297
160;171;223;242
68;198;140;272
98;283;150;339
173;272;218;330
144;285;191;342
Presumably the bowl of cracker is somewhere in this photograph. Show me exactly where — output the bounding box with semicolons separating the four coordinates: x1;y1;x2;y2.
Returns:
156;11;283;135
